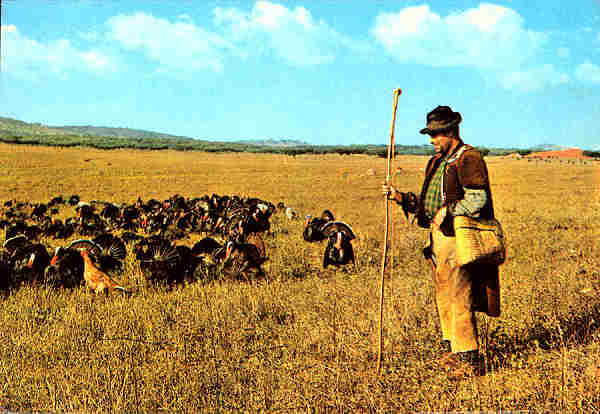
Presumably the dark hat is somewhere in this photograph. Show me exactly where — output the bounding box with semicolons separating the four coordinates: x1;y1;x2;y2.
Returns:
419;105;462;135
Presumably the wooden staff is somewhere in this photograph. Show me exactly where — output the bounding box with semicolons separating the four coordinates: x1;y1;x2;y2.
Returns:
377;88;402;375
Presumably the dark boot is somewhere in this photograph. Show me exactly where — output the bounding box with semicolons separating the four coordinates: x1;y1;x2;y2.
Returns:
437;340;454;367
447;350;485;379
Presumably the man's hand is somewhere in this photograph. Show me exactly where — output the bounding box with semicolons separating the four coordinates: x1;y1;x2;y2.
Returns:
381;183;397;201
432;206;448;230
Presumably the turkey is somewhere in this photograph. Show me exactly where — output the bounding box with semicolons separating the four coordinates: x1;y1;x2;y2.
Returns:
68;194;81;206
46;246;85;289
192;237;224;265
30;203;48;220
99;202;121;226
321;221;356;269
303;215;328;242
91;233;127;273
68;239;129;295
42;218;75;239
134;236;183;286
221;240;267;281
10;242;51;285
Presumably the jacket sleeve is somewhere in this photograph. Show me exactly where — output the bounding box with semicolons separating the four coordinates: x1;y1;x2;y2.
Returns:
458;150;488;190
450;188;487;218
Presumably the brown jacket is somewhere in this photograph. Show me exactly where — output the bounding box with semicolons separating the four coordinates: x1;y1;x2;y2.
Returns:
416;142;495;230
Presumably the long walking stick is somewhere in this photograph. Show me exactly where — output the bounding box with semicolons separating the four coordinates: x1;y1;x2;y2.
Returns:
376;88;402;375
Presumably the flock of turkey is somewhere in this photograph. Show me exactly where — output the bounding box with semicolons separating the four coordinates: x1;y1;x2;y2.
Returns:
0;193;356;295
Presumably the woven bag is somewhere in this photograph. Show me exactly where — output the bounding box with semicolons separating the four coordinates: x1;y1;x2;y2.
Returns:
453;216;506;266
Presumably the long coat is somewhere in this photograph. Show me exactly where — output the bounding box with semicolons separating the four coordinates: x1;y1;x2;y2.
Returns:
417;142;500;317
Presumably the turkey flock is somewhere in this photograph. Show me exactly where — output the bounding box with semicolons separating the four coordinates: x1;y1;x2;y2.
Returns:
0;193;356;295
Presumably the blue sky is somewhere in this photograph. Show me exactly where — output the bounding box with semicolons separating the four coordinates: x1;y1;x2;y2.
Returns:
1;0;600;149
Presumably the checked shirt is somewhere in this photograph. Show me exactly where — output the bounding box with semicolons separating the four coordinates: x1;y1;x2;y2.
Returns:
423;157;447;220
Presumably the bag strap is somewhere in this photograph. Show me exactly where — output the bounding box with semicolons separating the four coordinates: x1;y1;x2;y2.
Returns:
441;145;469;203
447;144;468;164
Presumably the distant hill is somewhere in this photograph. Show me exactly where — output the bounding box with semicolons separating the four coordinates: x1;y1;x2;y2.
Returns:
234;138;309;147
0;116;309;147
0;115;597;157
0;116;73;136
48;125;195;141
0;116;196;140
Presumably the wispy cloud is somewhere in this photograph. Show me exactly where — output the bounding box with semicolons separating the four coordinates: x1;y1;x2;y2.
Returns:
106;12;238;73
499;64;569;92
214;1;368;66
575;61;600;84
371;3;567;91
1;24;114;78
4;2;368;80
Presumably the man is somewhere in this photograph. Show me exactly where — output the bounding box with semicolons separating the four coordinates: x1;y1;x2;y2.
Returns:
382;105;500;378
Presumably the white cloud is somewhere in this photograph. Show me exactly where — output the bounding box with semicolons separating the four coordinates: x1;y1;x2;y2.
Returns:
106;12;238;72
500;65;569;92
80;51;110;70
214;1;366;66
575;61;600;84
1;24;113;78
371;3;574;92
372;4;547;70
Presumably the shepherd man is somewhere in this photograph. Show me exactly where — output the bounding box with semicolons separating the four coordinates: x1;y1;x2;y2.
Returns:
382;105;501;379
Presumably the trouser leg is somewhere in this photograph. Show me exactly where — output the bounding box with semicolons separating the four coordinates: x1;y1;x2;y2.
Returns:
432;231;454;345
431;229;478;353
451;264;478;352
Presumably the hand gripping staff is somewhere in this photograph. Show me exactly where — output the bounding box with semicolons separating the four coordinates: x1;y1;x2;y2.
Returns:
376;88;402;375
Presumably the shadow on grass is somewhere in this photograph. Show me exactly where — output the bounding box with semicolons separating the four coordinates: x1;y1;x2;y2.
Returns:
483;302;600;369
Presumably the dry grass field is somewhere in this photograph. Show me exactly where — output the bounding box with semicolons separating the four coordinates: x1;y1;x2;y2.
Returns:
0;142;599;412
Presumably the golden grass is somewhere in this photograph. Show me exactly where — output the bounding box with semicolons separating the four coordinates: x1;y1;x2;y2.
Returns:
0;143;599;412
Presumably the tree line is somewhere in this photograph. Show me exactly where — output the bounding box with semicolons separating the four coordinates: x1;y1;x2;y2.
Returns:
0;130;597;158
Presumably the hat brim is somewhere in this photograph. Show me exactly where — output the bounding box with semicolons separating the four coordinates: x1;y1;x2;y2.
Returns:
419;118;461;135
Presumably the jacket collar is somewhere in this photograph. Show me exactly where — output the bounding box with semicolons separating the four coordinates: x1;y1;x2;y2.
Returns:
432;139;464;162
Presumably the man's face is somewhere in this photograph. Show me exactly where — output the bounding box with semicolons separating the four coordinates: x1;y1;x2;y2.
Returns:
429;133;453;154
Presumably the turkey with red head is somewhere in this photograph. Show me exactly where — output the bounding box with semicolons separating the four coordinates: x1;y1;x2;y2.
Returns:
45;245;85;289
9;241;51;286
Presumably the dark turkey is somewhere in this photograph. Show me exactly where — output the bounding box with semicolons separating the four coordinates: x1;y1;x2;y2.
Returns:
134;236;183;285
221;240;267;281
46;246;85;289
10;242;51;285
91;233;127;273
303;215;328;242
321;221;356;269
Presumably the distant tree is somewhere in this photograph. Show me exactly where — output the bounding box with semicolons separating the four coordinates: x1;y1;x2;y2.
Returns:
583;151;600;158
476;147;490;156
